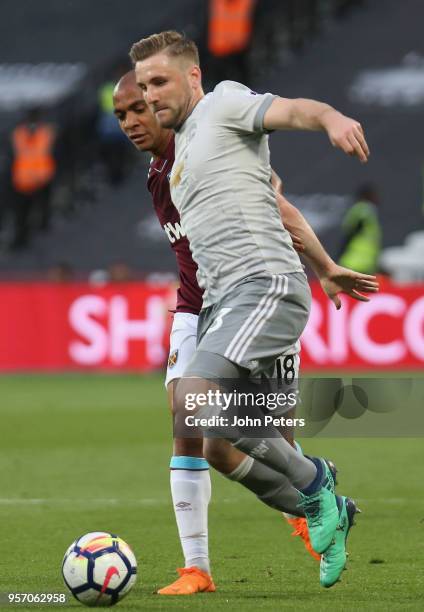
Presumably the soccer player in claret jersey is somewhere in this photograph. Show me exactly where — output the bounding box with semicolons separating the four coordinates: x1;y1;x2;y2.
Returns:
113;70;378;593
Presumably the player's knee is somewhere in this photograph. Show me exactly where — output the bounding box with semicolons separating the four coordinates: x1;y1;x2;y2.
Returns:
167;379;177;414
203;438;240;474
173;378;190;415
174;437;203;457
173;376;210;415
202;441;221;468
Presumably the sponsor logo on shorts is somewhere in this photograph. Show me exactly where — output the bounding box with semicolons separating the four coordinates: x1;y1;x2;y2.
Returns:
168;350;178;368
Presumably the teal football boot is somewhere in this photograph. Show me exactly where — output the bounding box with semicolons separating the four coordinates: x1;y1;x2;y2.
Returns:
320;496;360;588
297;458;339;554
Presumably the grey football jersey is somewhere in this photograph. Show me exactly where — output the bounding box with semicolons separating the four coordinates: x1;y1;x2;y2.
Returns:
170;80;303;307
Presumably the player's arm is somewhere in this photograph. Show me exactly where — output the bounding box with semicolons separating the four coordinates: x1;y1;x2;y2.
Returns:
271;169;305;252
276;192;379;308
270;168;283;194
263;97;369;163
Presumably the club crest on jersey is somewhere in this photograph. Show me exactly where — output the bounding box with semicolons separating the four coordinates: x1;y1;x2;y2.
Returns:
168;349;178;368
170;161;184;188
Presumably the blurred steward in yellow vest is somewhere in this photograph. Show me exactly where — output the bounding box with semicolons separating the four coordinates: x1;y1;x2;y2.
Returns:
339;184;382;274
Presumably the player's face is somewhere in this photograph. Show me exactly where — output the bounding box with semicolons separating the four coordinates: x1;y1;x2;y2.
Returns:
113;83;162;151
135;52;194;129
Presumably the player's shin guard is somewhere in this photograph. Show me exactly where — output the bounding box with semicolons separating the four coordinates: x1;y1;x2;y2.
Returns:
225;455;304;517
170;456;211;574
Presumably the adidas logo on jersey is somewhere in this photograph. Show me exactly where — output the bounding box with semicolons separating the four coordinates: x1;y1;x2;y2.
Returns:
164;221;186;243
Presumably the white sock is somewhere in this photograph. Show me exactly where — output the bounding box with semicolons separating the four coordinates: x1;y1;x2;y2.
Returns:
170;457;211;574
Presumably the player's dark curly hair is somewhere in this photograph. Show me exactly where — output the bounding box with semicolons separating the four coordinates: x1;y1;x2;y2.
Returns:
130;30;199;66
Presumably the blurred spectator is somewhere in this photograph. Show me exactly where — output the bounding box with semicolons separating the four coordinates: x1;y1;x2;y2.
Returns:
338;183;382;274
108;261;132;282
207;0;257;85
9;107;57;249
96;68;131;185
47;261;74;282
88;262;132;285
89;269;110;286
333;0;365;18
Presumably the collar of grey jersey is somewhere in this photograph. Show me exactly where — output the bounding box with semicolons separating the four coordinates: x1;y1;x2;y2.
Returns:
174;94;211;132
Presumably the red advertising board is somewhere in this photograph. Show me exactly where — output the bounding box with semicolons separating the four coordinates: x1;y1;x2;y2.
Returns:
0;280;423;371
301;279;424;370
0;283;175;371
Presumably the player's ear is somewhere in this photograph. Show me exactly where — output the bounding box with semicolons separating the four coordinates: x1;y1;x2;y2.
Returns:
189;65;202;91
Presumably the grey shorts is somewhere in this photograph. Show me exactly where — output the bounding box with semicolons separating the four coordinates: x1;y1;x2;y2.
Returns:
184;271;311;378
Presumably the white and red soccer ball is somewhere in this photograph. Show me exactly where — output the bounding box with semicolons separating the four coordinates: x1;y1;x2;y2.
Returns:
62;532;137;607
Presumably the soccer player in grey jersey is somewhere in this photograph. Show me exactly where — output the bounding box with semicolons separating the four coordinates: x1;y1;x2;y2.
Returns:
131;30;374;588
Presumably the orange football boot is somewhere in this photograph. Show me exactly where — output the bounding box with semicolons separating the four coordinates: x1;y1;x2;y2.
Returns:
285;516;321;561
157;567;216;595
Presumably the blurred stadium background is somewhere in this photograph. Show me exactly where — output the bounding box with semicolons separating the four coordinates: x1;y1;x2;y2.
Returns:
0;0;423;373
0;2;423;608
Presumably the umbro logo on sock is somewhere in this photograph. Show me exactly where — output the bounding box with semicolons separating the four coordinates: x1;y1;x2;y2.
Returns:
176;501;192;511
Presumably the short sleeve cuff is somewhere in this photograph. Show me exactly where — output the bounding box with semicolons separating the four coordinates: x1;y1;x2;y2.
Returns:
253;94;277;132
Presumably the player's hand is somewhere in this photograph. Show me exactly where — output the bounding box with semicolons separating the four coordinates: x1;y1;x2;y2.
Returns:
319;263;379;309
322;110;370;163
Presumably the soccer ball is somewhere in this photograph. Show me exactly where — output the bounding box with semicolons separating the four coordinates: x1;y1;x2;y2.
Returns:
62;532;137;607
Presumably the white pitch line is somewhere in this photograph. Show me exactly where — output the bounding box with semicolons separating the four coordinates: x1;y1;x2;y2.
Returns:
0;498;166;506
0;497;411;507
0;497;249;507
355;497;413;505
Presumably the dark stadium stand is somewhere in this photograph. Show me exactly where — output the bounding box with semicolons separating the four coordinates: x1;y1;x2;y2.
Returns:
0;0;422;276
0;163;177;276
261;0;424;257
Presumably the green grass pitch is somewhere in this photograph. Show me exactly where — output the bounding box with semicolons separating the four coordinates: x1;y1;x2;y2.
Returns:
0;373;423;611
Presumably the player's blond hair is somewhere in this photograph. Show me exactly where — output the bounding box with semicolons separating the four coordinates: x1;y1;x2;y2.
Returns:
130;30;199;66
